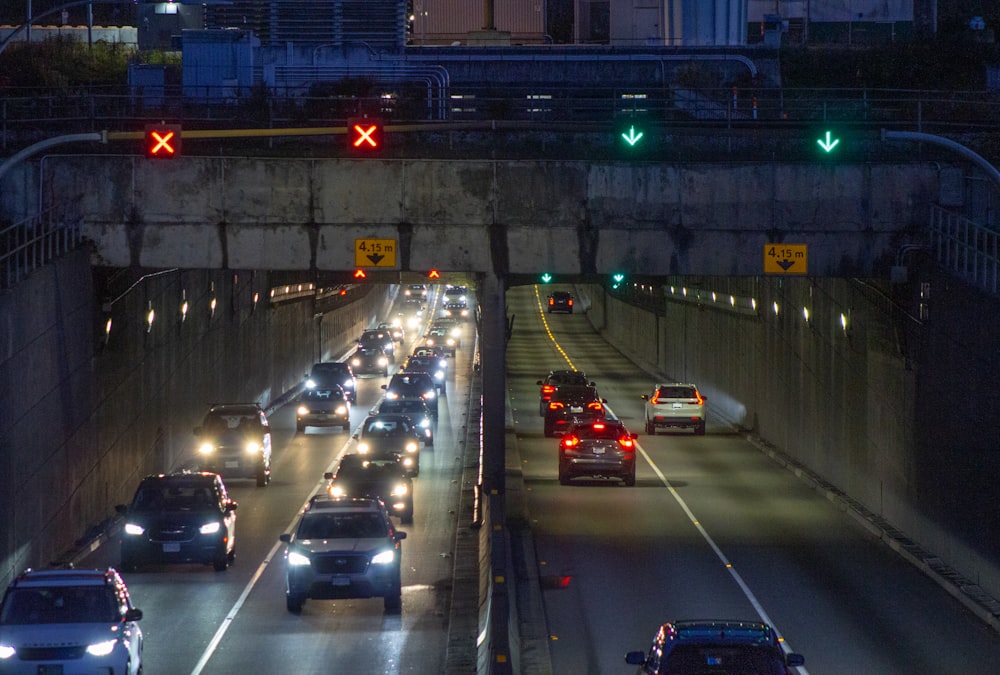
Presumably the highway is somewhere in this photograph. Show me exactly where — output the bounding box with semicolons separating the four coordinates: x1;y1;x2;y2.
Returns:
505;284;1000;674
75;289;479;674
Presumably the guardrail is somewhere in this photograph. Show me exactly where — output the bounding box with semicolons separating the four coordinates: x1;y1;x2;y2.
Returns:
0;209;81;289
931;204;1000;296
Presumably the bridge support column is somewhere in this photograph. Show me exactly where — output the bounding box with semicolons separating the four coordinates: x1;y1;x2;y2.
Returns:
479;272;506;494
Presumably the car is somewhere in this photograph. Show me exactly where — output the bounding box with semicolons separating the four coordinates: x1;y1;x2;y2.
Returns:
359;328;395;358
353;414;423;477
424;326;458;355
351;345;390;376
401;354;447;394
558;419;637;486
625;620;805;674
382;371;439;416
385;318;406;342
403;284;427;301
443;300;470;319
279;496;406;614
547;290;574;313
305;361;357;402
296;385;351;433
443;285;468;303
325;454;414;524
0;567;144;675
193;403;272;486
543;384;606;437
537;370;594;415
370;397;435;446
641;383;707;435
412;344;449;363
116;471;238;572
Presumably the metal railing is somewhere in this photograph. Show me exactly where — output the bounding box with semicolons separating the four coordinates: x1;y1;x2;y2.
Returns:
931;204;1000;296
0;209;82;289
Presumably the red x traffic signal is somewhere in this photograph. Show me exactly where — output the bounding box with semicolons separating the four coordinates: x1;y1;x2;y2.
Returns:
347;118;383;153
144;124;182;159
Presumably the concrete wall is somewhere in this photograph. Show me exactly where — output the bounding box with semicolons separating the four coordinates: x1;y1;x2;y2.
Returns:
29;156;940;278
583;273;1000;600
0;251;387;587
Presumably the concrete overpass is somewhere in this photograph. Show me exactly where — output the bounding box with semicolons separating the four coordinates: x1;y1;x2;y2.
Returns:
20;155;941;277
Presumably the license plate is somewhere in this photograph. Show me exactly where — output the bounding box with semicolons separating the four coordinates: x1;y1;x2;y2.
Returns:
570;406;583;413
225;460;239;468
163;542;181;553
38;666;64;675
316;414;332;420
331;577;350;586
592;447;605;454
672;402;683;409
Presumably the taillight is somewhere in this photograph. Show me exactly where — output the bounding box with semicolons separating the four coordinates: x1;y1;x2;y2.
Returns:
542;385;555;395
695;392;704;405
586;401;603;411
549;401;564;410
650;394;660;404
592;422;606;430
562;436;579;448
618;436;634;449
548;298;554;305
567;299;573;306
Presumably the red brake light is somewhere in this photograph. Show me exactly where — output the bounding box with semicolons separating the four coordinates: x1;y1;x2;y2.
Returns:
586;401;603;411
548;298;554;305
567;299;573;306
592;422;606;430
542;385;555;395
562;436;579;448
618;436;634;449
549;401;564;410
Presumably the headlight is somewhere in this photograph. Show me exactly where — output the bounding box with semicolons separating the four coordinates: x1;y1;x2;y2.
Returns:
371;549;395;565
200;522;221;535
358;442;370;453
297;405;309;416
198;443;215;456
423;390;436;400
351;358;361;366
335;405;347;415
391;483;408;496
385;392;399;400
419;419;430;429
330;486;347;498
447;338;456;346
378;357;388;366
0;645;15;659
426;338;435;346
305;379;317;389
123;523;145;536
451;328;460;337
434;371;444;381
402;456;414;467
86;640;118;657
344;379;354;389
287;550;311;566
405;441;418;453
245;441;260;454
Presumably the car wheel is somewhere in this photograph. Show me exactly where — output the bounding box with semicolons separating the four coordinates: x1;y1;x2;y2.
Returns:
213;551;228;572
543;421;555;438
645;419;655;435
695;422;706;436
558;463;570;486
623;471;636;487
296;422;305;433
539;402;546;416
256;471;268;487
401;508;414;525
286;594;305;613
384;586;402;613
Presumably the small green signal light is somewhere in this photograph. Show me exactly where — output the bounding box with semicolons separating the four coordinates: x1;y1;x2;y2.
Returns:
540;273;553;283
611;273;625;289
816;130;840;153
621;126;644;147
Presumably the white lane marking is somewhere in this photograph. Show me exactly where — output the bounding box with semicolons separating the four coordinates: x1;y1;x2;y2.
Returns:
189;436;354;675
605;403;809;673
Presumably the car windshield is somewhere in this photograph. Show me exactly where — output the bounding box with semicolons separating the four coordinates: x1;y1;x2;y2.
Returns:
664;644;786;672
363;418;412;436
132;483;216;511
0;586;119;625
204;413;260;434
553;386;598;403
302;388;343;401
311;364;346;377
380;400;426;415
297;512;389;539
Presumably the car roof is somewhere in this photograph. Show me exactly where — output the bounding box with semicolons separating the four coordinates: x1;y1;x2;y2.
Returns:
306;495;384;513
208;403;261;414
139;471;219;486
10;569;118;588
312;361;349;371
664;620;780;646
550;291;572;297
552;384;598;398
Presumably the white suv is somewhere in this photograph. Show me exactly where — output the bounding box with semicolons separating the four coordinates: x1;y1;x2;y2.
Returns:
641;383;707;435
0;568;143;674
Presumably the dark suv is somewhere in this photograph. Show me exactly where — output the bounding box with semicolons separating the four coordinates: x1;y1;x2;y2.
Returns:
537;370;594;415
116;471;238;572
358;328;394;359
325;454;414;524
305;361;357;402
547;290;574;313
279;496;406;614
625;620;804;674
543;384;606;437
353;414;423;476
382;372;439;416
193;403;272;486
296;384;351;433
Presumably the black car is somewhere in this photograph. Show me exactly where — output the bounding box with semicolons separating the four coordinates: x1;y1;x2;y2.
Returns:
353;414;423;477
547;290;574;313
296;385;351;433
382;371;439;416
543;384;606;437
537;369;594;415
116;471;238;572
325;454;414;524
369;397;435;446
279;496;406;614
193;403;272;486
358;328;395;359
423;326;458;356
625;620;805;674
351;345;390;376
305;361;357;402
401;354;447;394
558;419;637;486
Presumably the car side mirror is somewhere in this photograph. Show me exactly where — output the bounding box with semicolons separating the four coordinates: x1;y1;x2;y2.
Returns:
535;380;543;385
352;433;359;440
381;384;387;390
625;651;646;666
589;381;596;387
601;398;608;403
279;533;292;543
323;472;334;480
640;395;649;401
394;531;407;541
630;433;638;440
124;608;143;622
702;395;708;402
225;500;238;512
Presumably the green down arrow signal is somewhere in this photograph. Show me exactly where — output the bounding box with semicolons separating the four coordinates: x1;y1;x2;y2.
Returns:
621;126;644;147
817;131;840;153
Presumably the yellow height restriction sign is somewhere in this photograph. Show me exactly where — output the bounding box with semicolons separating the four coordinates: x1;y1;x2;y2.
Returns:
354;239;397;267
763;244;808;274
